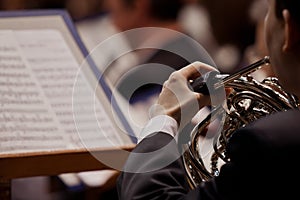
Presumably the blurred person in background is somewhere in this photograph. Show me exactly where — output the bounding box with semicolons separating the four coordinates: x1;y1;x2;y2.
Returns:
198;0;255;73
178;0;258;74
77;0;215;130
243;0;275;81
65;0;104;21
178;0;218;63
104;0;214;104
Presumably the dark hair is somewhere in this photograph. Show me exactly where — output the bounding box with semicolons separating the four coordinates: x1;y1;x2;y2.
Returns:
275;0;300;25
123;0;135;7
123;0;184;21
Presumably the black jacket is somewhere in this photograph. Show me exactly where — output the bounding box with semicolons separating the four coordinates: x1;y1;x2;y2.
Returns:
118;109;300;200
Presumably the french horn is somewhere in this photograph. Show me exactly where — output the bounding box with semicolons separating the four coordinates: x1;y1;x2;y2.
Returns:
183;56;300;189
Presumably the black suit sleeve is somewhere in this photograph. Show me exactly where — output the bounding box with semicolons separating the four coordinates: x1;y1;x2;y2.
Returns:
117;110;300;200
117;133;223;200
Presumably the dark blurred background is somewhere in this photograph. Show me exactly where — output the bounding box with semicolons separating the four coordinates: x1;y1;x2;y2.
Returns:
0;0;257;72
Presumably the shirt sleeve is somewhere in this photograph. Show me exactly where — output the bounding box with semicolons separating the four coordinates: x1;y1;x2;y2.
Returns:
137;115;178;143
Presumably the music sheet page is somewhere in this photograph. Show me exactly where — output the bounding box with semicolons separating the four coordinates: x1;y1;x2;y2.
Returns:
0;29;127;155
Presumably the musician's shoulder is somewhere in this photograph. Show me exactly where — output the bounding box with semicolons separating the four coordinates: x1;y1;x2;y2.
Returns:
242;109;300;139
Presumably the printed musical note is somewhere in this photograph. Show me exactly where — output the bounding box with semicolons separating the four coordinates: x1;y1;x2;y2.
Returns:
0;29;126;155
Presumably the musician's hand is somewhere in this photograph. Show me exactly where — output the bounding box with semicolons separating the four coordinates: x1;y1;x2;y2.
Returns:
150;61;222;129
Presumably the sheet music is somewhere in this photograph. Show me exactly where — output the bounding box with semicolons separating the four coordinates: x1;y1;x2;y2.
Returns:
0;29;125;155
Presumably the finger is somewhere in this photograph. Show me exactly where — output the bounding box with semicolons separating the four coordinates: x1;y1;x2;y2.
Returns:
194;92;211;108
179;61;218;80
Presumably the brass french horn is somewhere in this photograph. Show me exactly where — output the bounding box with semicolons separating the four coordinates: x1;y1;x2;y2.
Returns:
183;56;300;189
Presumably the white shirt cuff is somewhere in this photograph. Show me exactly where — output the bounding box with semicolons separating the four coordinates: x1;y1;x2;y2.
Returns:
137;115;178;143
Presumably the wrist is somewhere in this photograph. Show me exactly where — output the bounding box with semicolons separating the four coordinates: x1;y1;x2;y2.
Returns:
149;104;181;125
138;115;179;143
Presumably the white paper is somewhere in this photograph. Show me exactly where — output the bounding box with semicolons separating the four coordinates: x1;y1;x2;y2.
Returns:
0;29;127;155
